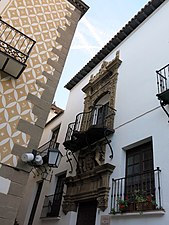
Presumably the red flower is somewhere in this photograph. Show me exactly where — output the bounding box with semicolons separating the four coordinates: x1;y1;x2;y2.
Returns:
120;204;125;209
147;195;152;202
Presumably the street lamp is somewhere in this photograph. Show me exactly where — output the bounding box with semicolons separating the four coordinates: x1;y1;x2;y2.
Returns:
21;143;63;168
48;147;63;167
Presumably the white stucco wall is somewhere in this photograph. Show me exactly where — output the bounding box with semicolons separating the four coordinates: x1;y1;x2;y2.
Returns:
56;1;169;224
39;113;63;147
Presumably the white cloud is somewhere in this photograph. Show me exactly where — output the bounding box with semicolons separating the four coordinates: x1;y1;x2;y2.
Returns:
73;31;96;56
71;15;114;58
81;16;104;47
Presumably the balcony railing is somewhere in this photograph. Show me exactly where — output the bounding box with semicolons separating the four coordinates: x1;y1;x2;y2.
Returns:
41;193;62;218
0;17;35;64
111;168;163;214
65;105;116;143
156;64;169;95
156;64;169;120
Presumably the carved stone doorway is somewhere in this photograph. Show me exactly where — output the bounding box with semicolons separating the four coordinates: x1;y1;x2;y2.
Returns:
76;200;97;225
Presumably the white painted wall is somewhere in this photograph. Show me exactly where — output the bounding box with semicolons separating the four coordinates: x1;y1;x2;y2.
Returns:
39;113;63;147
56;1;169;224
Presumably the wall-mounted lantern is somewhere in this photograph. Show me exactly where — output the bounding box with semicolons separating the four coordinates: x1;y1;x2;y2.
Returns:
21;143;62;168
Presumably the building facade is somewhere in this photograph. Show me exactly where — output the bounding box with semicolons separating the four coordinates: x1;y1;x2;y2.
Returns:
0;1;88;225
14;0;169;225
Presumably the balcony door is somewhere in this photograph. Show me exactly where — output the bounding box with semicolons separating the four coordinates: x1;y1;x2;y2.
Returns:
76;200;97;225
96;103;109;127
125;141;155;201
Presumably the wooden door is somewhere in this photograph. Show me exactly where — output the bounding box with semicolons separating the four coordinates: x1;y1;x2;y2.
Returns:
76;201;97;225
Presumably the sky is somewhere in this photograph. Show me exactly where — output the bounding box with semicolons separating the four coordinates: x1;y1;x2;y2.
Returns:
54;0;148;109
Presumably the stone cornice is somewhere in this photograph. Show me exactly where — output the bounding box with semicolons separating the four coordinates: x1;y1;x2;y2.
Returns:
67;0;89;18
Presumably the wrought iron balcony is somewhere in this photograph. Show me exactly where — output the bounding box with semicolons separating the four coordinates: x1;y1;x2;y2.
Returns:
41;193;62;218
156;64;169;105
0;17;35;78
63;105;116;152
111;168;163;214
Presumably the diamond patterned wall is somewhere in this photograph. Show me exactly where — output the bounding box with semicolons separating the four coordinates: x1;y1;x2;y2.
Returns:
0;0;74;166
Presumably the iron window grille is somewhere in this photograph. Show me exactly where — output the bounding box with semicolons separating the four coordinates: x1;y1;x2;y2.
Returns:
111;168;162;214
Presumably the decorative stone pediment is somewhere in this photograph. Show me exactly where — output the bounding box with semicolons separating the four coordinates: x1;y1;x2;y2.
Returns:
62;163;115;214
82;51;122;112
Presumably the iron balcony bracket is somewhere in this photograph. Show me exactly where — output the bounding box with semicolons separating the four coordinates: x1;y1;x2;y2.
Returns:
104;130;114;159
71;151;81;172
160;100;169;122
65;149;81;174
66;150;73;173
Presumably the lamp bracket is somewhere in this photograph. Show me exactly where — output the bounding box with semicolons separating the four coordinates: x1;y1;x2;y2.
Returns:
160;100;169;122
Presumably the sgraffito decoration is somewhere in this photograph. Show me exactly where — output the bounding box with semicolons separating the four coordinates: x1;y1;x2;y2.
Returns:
0;0;74;167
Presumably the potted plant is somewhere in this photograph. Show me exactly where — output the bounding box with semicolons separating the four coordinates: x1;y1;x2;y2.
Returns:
135;191;147;210
134;190;156;211
118;197;129;213
145;194;157;210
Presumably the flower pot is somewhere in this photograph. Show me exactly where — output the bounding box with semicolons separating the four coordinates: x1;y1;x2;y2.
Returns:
136;201;155;211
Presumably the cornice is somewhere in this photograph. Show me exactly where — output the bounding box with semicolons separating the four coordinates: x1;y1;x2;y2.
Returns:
67;0;89;18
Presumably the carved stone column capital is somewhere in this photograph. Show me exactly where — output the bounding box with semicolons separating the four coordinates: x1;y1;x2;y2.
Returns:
97;194;109;211
62;200;77;214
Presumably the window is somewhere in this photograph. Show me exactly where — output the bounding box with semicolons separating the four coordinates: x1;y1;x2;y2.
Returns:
43;173;66;218
96;103;109;126
126;142;153;175
91;103;109;127
49;125;60;148
125;142;155;209
51;173;66;216
111;140;162;213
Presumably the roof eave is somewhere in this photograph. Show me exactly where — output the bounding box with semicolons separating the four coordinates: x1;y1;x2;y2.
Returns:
65;0;166;90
